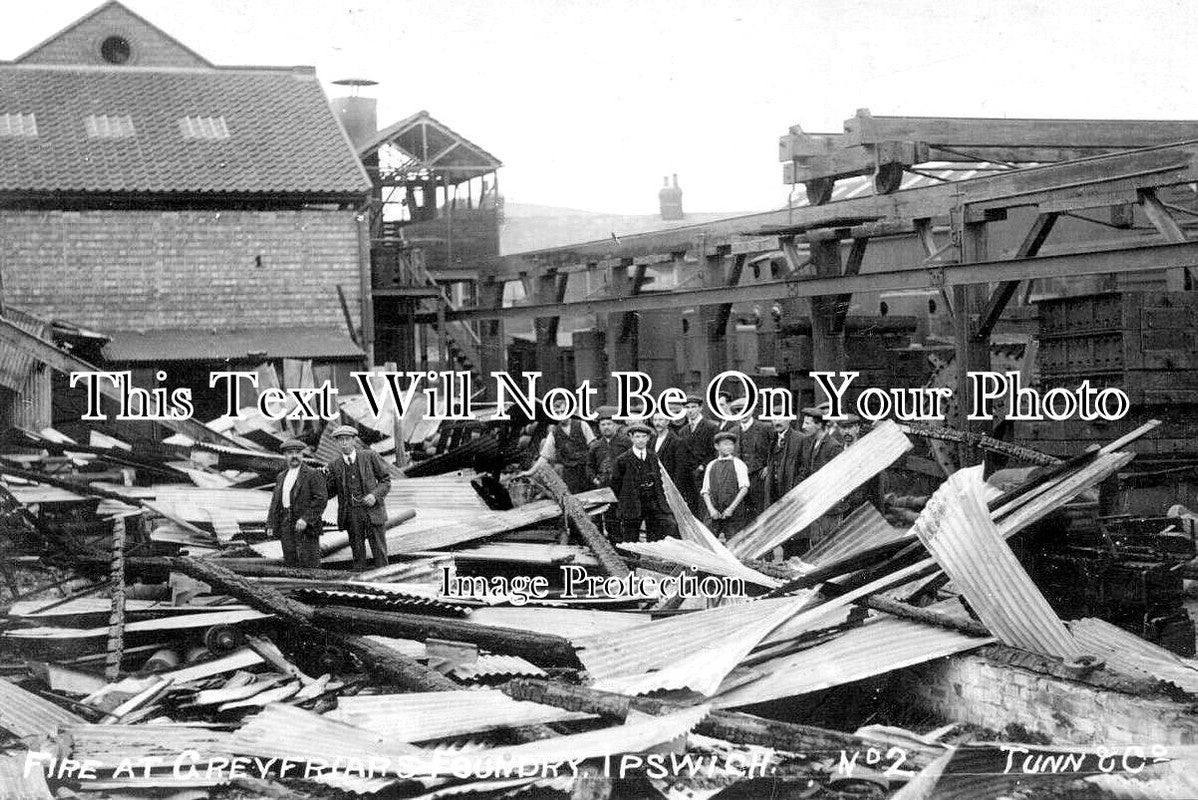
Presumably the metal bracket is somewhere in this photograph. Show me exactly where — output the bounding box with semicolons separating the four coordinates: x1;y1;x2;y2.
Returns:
928;265;947;287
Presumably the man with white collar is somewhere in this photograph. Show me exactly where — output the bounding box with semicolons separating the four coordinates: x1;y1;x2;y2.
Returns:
325;424;392;569
676;395;717;517
731;398;772;521
609;422;677;543
267;439;328;568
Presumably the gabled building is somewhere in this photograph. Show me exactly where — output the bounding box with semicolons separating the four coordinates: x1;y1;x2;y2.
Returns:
0;1;372;415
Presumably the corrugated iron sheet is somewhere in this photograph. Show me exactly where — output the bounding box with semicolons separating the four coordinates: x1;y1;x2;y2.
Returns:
573;595;818;679
619;539;781;589
996;452;1135;536
592;597;807;696
0;750;53;800
0;675;87;738
0;306;49;392
913;466;1083;659
728;421;912;559
451;655;545;680
327;689;593;741
325;488;615;559
231;704;421;766
6;597;252;619
428;542;601;567
800;502;912;569
63;723;234;768
4;608;269;642
1070;617;1198;693
659;465;725;554
467;607;645;640
713;613;994;708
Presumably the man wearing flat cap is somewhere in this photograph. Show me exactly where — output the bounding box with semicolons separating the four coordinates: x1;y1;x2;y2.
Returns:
586;405;631;489
798;403;846;550
325;424;392;569
676;395;717;518
609;422;677;543
267;439;328;568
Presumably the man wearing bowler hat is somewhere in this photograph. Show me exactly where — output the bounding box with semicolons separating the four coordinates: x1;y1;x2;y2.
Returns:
325;424;392;569
267;439;328;568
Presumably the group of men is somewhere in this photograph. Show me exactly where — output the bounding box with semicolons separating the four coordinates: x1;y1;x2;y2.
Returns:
532;392;863;549
265;424;392;569
266;392;863;569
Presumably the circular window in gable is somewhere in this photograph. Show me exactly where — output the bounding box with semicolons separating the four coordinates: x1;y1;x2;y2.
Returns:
100;36;131;65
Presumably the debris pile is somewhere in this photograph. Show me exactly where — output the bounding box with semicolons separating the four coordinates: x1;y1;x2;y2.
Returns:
2;404;1198;800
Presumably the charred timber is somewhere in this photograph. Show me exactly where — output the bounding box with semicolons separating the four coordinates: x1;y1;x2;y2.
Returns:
311;605;581;668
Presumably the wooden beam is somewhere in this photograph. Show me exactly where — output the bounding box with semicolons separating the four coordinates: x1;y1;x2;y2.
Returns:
427;239;1198;323
954;221;991;465
830;238;868;332
974;212;1060;341
843;113;1198;149
1139;188;1194;290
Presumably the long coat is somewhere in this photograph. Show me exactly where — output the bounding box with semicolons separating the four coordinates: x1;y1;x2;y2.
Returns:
735;421;773;476
677;417;718;487
798;430;844;482
764;428;805;505
609;448;669;520
651;429;683;484
267;464;328;534
325;446;392;529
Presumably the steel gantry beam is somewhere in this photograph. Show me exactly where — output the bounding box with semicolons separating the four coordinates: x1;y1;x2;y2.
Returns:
421;239;1198;324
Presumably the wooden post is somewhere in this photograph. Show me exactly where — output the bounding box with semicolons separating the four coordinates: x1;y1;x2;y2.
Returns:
808;238;847;376
953;220;992;466
105;516;127;681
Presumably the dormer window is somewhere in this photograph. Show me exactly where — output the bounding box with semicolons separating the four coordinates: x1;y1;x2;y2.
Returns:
84;115;136;138
100;35;131;65
179;116;230;140
0;113;37;137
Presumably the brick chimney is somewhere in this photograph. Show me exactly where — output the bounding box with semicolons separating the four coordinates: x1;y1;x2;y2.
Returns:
659;174;683;220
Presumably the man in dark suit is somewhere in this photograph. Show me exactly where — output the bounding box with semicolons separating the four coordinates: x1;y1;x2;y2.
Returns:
609;422;677;543
798;405;847;548
325;424;392;569
764;415;804;507
650;412;682;486
731;399;773;521
676;395;718;518
267;439;328;568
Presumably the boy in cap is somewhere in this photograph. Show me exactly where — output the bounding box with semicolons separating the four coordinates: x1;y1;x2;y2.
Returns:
609;422;677;543
701;431;751;540
267;439;328;568
325;424;392;569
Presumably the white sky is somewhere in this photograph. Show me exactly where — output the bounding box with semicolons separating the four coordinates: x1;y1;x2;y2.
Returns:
3;0;1197;214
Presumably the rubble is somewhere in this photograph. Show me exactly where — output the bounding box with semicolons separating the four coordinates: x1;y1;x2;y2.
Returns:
0;391;1196;800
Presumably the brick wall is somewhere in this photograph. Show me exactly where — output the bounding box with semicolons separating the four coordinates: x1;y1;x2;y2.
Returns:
893;653;1198;746
0;208;362;333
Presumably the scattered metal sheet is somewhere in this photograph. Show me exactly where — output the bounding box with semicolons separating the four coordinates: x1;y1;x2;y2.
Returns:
799;502;912;569
451;655;545;680
913;466;1083;660
466;607;645;640
995;452;1135;536
728;421;913;559
0;675;87;738
573;595;818;679
619;539;781;589
421;542;601;567
327;689;594;741
0;750;53;800
659;465;725;554
593;597;808;696
6;598;251;621
231;703;422;766
63;723;235;769
1070;617;1198;693
713;613;995;708
4;608;270;642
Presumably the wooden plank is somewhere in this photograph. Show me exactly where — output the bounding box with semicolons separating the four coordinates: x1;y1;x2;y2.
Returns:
843;114;1198;148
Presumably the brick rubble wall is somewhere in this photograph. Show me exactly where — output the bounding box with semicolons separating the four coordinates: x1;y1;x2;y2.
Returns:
894;654;1198;746
0;208;362;333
